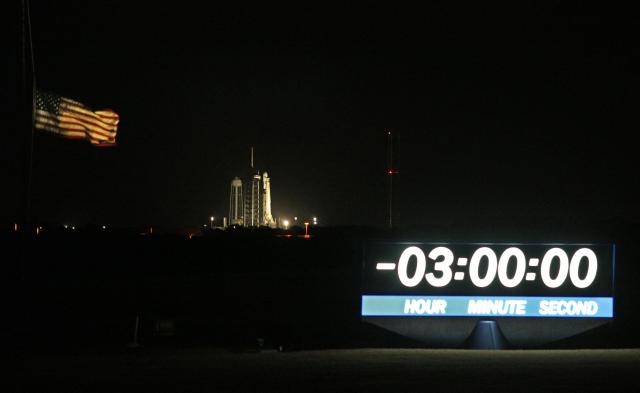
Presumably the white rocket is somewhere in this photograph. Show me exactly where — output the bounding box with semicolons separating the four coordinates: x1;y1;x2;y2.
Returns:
262;172;276;227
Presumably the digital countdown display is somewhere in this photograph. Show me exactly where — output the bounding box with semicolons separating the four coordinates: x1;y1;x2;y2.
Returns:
361;243;614;318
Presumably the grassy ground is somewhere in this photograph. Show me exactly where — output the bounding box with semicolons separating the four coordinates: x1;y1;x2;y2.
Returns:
19;348;640;392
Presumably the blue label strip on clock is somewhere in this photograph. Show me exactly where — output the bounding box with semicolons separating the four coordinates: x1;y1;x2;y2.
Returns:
361;295;613;318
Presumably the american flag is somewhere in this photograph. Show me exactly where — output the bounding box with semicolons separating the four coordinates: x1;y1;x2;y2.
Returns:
34;90;120;146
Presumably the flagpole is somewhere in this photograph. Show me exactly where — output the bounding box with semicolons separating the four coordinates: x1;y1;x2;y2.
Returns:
20;0;36;236
16;3;35;389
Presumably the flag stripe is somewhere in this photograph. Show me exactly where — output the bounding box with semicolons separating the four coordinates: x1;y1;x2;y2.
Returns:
34;122;86;138
62;109;119;130
36;125;109;145
39;102;120;129
59;114;117;135
59;123;112;139
36;111;103;136
35;90;119;146
36;120;112;142
36;121;99;140
95;111;119;119
62;99;119;122
64;106;120;126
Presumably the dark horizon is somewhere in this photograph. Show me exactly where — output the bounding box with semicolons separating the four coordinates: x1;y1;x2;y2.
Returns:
5;2;639;231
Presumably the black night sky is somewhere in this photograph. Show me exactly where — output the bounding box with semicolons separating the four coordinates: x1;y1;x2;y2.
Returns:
6;2;639;230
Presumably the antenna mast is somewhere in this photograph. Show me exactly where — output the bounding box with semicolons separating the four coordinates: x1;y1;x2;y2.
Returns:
387;130;394;229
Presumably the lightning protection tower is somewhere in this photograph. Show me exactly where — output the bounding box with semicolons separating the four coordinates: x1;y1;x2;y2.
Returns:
229;177;244;226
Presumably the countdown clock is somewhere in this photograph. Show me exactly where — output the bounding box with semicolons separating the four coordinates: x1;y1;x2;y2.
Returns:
361;243;614;318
